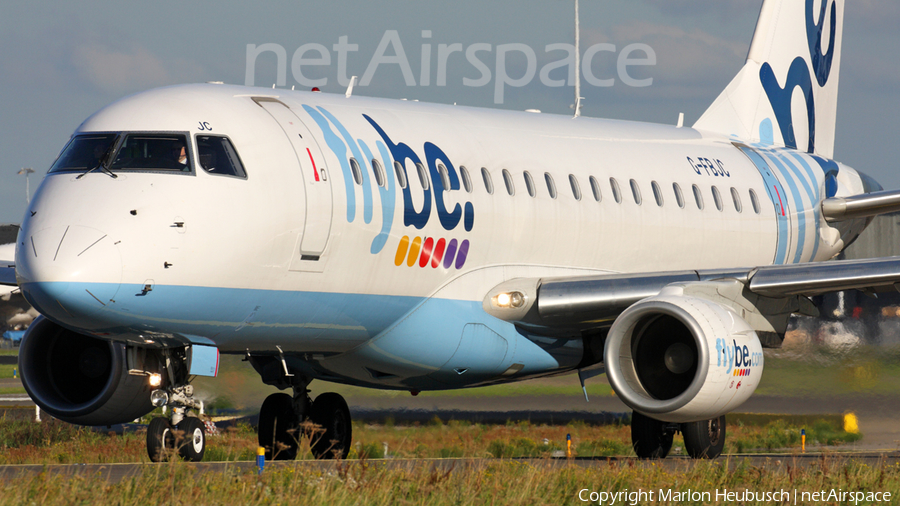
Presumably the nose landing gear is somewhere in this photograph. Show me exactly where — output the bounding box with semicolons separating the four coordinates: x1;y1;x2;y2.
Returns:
146;387;207;463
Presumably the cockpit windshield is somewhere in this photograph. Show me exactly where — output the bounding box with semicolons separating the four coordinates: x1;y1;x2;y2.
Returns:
108;134;192;172
49;133;193;174
49;134;118;173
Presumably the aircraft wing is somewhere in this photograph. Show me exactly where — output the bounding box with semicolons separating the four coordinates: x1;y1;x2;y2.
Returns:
0;243;16;287
0;266;14;286
483;256;900;333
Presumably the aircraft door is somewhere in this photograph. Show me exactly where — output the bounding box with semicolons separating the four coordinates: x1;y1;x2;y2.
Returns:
734;144;792;265
254;98;333;271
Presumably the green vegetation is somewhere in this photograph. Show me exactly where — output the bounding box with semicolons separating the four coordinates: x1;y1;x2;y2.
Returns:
0;349;18;356
0;364;17;378
0;456;898;505
0;408;862;465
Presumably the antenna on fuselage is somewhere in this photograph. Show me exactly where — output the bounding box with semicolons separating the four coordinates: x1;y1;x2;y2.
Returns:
571;0;583;118
345;75;358;98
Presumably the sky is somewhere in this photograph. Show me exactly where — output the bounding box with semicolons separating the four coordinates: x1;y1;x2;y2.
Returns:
1;0;898;225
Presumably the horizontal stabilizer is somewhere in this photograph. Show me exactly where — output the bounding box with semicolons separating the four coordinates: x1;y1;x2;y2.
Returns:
821;189;900;223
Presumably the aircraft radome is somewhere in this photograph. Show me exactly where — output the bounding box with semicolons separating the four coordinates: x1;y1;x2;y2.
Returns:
4;0;900;461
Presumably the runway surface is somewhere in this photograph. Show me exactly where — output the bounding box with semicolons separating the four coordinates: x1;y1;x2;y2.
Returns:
0;452;897;483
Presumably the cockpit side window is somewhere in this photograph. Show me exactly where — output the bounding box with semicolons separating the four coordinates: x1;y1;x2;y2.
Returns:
49;134;118;173
108;134;193;173
196;135;246;178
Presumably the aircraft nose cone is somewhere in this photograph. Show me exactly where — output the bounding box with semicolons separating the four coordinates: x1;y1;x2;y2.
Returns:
17;225;122;325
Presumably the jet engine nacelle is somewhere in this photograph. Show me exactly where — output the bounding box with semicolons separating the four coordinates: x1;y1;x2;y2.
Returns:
18;317;158;425
604;292;764;423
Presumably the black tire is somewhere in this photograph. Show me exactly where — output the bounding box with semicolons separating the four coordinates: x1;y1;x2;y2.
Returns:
682;415;726;459
175;417;206;462
258;393;299;461
309;392;352;460
147;417;174;462
631;411;674;459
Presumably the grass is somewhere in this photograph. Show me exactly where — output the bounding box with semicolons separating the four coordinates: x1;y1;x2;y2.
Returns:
0;408;862;466
0;455;897;505
0;349;18;356
0;364;16;379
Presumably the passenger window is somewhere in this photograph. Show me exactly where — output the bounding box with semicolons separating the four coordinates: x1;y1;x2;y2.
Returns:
692;184;704;210
349;158;363;185
749;189;761;214
711;186;723;211
460;166;473;193
415;163;430;190
109;133;193;173
502;169;515;195
545;172;557;199
730;187;742;212
630;179;642;205
589;176;602;202
610;178;622;203
524;171;536;197
651;181;663;207
673;183;685;208
438;163;450;191
393;161;408;189
569;174;582;201
481;167;494;194
372;159;385;187
196;135;246;178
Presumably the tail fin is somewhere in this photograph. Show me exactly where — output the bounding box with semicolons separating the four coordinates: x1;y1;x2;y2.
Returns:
693;0;843;159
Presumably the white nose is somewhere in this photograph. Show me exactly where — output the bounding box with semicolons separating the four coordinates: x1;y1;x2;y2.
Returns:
16;225;122;326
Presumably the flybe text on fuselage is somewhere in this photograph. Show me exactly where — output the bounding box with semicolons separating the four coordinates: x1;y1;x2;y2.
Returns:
301;105;475;269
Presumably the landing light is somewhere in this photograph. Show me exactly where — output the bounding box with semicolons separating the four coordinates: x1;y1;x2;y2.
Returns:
149;373;162;387
150;389;168;407
494;291;525;309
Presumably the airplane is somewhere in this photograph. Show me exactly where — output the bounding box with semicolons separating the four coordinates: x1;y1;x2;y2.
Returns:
0;243;17;300
4;0;900;462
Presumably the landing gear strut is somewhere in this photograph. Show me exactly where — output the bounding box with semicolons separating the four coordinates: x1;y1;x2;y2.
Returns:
630;411;727;460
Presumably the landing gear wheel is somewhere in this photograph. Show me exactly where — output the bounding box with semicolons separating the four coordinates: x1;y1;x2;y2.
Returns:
631;411;674;459
258;393;300;461
175;417;206;462
682;415;726;459
309;392;352;460
147;417;175;462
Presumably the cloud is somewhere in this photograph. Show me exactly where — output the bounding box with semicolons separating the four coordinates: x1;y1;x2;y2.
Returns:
649;0;762;20
72;43;205;92
575;21;747;102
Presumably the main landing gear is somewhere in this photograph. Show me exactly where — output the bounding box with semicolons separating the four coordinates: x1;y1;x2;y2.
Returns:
258;388;352;460
631;411;726;459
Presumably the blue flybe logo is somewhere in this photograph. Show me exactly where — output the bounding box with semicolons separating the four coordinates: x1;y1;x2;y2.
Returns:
715;338;762;376
759;0;837;154
302;105;474;268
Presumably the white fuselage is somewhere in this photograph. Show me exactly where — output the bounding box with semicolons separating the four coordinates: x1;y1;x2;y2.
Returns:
14;83;868;390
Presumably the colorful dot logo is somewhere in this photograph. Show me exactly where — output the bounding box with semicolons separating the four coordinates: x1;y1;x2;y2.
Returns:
394;236;469;269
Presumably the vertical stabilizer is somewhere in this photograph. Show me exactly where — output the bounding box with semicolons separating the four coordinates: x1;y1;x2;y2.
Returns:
693;0;843;159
